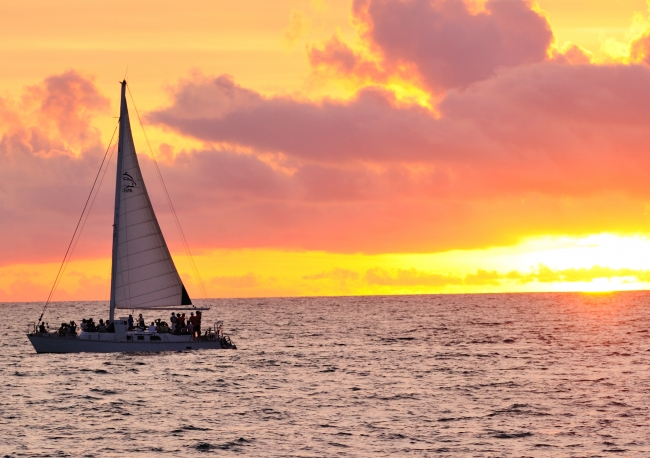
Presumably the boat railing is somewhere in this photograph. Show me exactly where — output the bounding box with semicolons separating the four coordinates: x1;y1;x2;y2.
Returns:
27;322;37;335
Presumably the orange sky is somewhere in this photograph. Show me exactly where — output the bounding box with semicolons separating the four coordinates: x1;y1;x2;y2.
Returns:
3;0;650;301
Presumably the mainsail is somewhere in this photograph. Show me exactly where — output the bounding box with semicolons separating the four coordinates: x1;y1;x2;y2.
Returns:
109;81;191;319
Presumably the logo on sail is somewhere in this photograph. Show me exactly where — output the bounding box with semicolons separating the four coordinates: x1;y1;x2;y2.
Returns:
122;172;138;193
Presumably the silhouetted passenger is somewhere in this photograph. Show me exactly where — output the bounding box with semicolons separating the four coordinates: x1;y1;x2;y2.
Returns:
189;312;199;338
148;322;156;333
106;320;115;333
137;314;145;329
195;311;202;337
127;315;134;331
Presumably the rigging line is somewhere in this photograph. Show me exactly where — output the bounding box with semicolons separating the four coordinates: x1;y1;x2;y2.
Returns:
50;140;119;301
126;85;208;299
126;102;208;300
42;125;118;319
54;138;118;281
37;121;120;325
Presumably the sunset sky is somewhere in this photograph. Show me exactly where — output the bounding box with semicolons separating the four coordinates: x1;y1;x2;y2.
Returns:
3;0;650;301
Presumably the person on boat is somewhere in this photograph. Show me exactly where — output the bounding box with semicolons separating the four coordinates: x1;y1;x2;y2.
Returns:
98;319;106;333
106;320;115;333
157;321;169;333
147;322;156;333
137;314;145;329
173;313;183;334
80;319;88;332
195;311;202;338
58;323;70;336
127;314;134;331
187;320;194;338
189;312;199;338
170;313;178;333
87;319;97;332
38;322;46;333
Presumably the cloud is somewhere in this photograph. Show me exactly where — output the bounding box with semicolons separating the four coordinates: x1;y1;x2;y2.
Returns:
0;71;113;266
148;62;650;206
148;75;437;165
308;35;387;86
10;2;650;269
364;267;464;286
22;71;110;146
308;0;554;95
284;11;307;47
309;35;361;75
515;264;650;284
303;268;360;281
209;272;260;288
358;264;650;288
139;49;650;254
0;270;107;302
0;278;51;303
464;269;502;286
352;0;553;92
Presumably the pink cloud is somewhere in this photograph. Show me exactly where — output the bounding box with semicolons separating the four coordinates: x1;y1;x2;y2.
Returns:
142;38;650;252
23;71;110;145
149;62;650;201
0;72;113;266
309;35;360;75
353;0;553;92
8;1;650;265
149;75;439;164
308;35;388;85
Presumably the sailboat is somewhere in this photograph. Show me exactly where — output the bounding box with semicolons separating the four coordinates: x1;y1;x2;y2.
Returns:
27;81;236;353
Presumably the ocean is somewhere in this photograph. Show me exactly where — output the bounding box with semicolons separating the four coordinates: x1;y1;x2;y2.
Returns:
1;293;649;457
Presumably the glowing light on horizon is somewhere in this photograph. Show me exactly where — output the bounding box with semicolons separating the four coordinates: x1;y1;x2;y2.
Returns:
4;232;650;302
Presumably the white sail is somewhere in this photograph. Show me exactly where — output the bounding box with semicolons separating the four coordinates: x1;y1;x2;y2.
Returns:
110;82;191;313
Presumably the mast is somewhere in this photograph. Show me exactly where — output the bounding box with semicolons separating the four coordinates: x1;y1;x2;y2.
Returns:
109;81;127;321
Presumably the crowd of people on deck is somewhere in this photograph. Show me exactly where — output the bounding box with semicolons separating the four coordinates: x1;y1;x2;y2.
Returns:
54;321;77;336
44;311;204;339
79;318;115;333
125;311;203;338
50;318;117;336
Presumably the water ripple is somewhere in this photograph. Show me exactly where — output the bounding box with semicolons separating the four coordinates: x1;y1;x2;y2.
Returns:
2;293;650;456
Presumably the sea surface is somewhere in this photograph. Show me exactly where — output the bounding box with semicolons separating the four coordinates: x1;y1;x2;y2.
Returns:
2;293;650;457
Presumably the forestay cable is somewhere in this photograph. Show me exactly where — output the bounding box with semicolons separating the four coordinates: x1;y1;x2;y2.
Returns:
37;122;119;325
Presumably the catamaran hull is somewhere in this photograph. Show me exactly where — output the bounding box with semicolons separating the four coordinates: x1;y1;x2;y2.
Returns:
27;334;228;353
